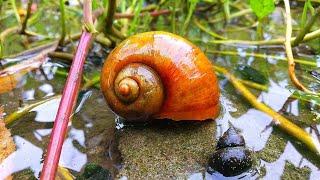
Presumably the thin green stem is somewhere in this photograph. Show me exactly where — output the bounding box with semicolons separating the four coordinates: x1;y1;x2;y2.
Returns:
239;79;268;91
194;19;227;40
2;33;80;59
171;0;177;33
105;0;116;32
222;0;230;22
256;19;264;40
182;0;198;35
284;0;313;93
293;7;320;46
48;52;74;62
56;69;100;89
21;0;33;34
82;75;100;89
0;26;20;58
204;28;320;46
59;0;67;45
0;0;3;13
209;9;252;23
10;0;21;25
207;50;317;67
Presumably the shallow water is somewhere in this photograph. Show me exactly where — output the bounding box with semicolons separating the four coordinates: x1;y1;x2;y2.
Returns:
1;3;320;179
1;44;320;179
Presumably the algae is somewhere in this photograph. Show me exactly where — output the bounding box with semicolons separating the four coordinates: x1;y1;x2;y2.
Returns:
258;128;287;162
281;161;311;180
117;120;216;179
12;168;37;180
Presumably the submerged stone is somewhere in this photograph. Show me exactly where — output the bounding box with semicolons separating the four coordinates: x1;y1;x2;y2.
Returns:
117;120;216;179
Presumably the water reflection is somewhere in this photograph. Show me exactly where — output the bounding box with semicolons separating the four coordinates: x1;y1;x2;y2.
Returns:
262;139;320;180
0;97;87;178
22;89;35;100
59;127;87;172
0;136;43;178
1;47;320;179
33;129;51;141
212;79;320;179
32;98;60;122
38;84;54;97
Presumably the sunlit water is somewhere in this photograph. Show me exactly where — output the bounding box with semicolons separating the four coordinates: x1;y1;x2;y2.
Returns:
1;8;320;178
1;55;319;179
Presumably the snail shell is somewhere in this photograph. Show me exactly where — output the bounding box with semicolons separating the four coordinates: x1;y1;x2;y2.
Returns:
209;127;253;177
216;125;245;149
100;31;220;121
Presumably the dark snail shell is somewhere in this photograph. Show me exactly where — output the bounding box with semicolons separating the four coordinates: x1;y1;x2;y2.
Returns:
100;31;220;121
216;126;245;149
209;127;253;177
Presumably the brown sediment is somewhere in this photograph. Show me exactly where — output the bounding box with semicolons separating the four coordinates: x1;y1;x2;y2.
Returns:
0;106;16;180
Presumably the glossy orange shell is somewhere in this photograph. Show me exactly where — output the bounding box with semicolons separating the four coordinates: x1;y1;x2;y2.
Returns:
101;31;220;121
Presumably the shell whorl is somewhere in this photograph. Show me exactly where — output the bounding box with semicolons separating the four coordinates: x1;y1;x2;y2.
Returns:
109;63;164;121
101;31;220;121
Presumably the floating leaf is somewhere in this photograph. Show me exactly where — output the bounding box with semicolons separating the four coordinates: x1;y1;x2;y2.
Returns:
236;65;269;85
249;0;275;19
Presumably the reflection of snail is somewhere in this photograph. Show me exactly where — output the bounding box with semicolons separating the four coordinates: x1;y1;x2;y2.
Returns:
100;31;220;121
209;126;253;177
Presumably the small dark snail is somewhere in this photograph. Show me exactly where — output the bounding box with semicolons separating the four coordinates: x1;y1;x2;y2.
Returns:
209;126;253;177
100;31;220;121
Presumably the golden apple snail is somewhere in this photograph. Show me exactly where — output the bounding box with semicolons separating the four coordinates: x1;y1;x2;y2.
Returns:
209;126;253;177
100;31;220;121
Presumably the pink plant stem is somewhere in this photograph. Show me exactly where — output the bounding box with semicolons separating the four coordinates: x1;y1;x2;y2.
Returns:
40;31;92;180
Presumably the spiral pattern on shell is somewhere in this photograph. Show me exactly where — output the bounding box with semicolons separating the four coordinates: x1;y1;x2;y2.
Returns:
100;31;220;121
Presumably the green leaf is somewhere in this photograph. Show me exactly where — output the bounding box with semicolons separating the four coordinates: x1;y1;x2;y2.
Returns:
236;65;269;85
249;0;275;19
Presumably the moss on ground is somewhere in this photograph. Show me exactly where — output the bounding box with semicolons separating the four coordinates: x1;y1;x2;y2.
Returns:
281;161;311;180
258;128;287;162
12;169;37;180
117;120;216;179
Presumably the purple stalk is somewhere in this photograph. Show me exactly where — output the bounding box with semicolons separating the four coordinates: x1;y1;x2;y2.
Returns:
40;1;97;178
40;31;92;179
